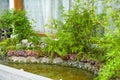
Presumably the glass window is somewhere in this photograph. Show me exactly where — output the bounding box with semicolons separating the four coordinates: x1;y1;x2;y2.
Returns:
23;0;72;33
0;0;9;13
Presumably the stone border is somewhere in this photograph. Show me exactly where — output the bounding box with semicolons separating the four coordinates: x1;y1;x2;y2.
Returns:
8;56;99;75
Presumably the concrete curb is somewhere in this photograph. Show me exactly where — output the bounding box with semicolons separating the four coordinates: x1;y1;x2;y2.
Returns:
0;64;52;80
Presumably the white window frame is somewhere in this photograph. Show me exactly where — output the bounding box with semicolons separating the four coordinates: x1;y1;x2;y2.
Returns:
9;0;14;9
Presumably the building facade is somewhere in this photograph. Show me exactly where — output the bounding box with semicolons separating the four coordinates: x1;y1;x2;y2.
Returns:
0;0;104;33
0;0;72;33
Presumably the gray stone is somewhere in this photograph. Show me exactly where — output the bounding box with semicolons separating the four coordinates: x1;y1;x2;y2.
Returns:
93;69;98;75
53;57;63;64
92;66;99;75
21;39;28;44
78;62;85;69
84;63;92;71
67;61;79;67
67;61;72;66
8;56;19;62
17;57;26;63
26;42;34;47
71;61;79;67
41;57;51;63
27;57;39;63
61;61;68;66
40;42;47;49
8;56;40;63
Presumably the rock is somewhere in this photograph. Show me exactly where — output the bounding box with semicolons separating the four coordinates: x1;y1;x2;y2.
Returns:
67;61;72;66
8;56;19;62
29;57;39;63
93;69;98;75
40;42;47;49
25;50;32;56
15;50;27;57
21;39;28;44
7;55;99;75
92;66;99;75
61;61;68;66
7;50;15;57
67;61;79;67
41;57;50;63
8;56;26;63
84;63;92;71
17;57;26;62
78;62;85;69
32;51;39;58
53;57;63;64
26;56;39;63
68;54;77;61
26;42;34;47
72;61;79;67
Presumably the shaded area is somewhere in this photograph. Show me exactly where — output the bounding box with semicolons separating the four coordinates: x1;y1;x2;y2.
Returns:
3;63;94;80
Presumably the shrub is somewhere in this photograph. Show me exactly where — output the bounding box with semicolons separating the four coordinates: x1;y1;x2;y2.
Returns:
0;9;41;54
44;0;104;60
94;0;120;80
0;9;35;41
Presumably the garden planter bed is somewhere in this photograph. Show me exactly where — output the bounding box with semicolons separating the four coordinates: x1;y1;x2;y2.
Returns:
7;56;99;75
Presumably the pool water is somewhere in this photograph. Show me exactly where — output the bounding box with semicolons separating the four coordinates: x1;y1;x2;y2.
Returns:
4;63;94;80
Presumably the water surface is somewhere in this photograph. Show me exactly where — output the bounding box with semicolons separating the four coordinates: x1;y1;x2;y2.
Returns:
4;63;94;80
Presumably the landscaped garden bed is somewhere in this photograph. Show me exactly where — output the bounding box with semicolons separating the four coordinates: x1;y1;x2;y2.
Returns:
7;49;99;75
0;0;120;80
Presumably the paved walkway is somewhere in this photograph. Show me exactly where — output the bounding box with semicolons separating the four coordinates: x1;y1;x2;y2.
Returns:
0;64;52;80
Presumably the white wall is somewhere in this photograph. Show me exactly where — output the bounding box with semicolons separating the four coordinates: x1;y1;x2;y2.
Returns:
9;0;14;9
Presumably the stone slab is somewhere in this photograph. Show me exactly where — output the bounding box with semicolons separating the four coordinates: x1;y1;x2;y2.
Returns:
0;64;52;80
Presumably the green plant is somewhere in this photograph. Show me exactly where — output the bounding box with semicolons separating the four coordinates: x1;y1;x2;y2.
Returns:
13;10;34;41
0;9;35;41
44;32;70;58
95;33;120;80
0;39;10;56
45;0;104;59
0;10;13;29
94;0;120;80
28;31;41;46
0;10;13;40
0;9;42;57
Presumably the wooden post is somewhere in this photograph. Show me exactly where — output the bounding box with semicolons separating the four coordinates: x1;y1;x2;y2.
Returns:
14;0;23;10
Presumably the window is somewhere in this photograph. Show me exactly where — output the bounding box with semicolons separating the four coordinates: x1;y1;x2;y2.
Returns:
0;0;9;13
23;0;72;33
